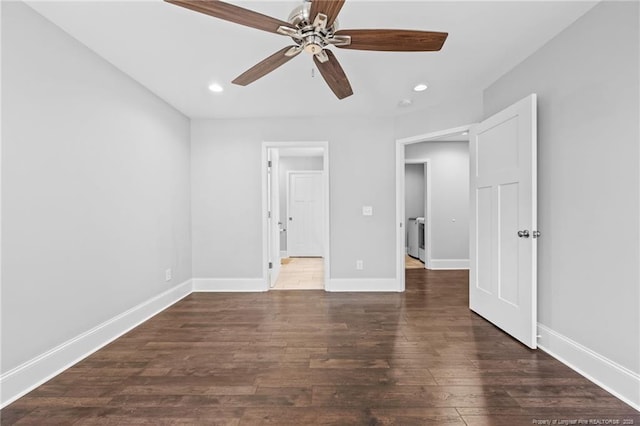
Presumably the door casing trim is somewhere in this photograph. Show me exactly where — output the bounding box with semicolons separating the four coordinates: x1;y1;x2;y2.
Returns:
262;141;330;291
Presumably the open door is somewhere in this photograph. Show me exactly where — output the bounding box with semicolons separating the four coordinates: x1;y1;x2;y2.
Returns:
469;94;538;349
267;149;281;288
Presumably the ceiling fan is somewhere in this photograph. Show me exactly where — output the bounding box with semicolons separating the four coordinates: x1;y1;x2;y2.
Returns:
165;0;448;99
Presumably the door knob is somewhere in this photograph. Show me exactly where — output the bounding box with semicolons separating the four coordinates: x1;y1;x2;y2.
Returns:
517;230;530;238
289;217;293;221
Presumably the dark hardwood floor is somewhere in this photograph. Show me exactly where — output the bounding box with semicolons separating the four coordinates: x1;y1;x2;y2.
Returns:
2;269;638;425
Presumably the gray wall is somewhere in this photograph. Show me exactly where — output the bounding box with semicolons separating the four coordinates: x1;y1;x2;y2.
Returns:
1;2;191;372
395;94;483;139
484;1;639;374
404;163;425;249
279;156;323;252
406;142;470;261
191;116;396;280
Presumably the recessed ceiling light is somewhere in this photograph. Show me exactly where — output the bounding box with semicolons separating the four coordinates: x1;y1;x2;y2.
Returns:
413;83;428;92
208;83;224;93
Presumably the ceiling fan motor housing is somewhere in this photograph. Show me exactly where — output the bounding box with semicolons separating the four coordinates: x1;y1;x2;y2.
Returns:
287;3;337;55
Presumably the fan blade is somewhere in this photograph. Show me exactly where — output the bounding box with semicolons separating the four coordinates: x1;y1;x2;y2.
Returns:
334;29;448;51
313;50;353;100
165;0;293;34
309;0;345;28
232;46;301;86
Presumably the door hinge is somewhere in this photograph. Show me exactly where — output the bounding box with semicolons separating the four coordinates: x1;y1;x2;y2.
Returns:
267;211;271;219
268;262;273;269
267;160;272;168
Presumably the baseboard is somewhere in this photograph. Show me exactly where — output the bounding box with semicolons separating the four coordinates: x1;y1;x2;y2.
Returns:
428;258;469;270
0;280;192;409
537;323;640;411
326;278;401;292
192;278;267;292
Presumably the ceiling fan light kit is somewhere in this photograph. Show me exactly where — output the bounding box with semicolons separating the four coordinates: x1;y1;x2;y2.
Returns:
165;0;448;100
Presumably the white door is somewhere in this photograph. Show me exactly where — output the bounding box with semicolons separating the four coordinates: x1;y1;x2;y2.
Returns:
287;172;323;257
469;94;538;349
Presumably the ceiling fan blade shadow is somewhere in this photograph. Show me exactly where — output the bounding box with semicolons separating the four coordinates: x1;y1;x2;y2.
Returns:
165;0;293;34
313;49;353;100
335;29;448;51
232;46;301;86
309;0;346;27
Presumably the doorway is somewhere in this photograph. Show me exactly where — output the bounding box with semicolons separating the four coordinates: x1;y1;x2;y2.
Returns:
404;160;431;270
395;125;472;290
401;132;471;275
262;142;329;291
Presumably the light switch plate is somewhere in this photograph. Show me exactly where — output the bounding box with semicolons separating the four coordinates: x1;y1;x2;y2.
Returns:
362;206;373;216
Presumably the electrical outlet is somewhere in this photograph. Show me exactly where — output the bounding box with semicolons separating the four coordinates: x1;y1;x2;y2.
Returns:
356;260;364;270
165;268;172;282
362;206;373;216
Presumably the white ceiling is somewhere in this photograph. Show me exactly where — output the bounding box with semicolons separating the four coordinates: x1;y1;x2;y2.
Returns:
25;1;598;119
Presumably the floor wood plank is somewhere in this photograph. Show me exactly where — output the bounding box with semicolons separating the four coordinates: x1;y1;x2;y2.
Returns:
2;269;638;425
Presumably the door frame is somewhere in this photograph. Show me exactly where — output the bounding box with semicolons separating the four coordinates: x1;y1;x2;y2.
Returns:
262;141;330;291
395;125;472;291
404;159;432;269
286;170;324;257
266;148;281;288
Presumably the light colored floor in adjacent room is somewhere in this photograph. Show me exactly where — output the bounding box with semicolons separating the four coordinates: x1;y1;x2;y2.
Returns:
274;256;423;290
405;254;425;269
272;257;324;290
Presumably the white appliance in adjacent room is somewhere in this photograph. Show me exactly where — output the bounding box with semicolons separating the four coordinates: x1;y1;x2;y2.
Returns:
408;217;425;262
408;218;419;258
417;217;425;262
